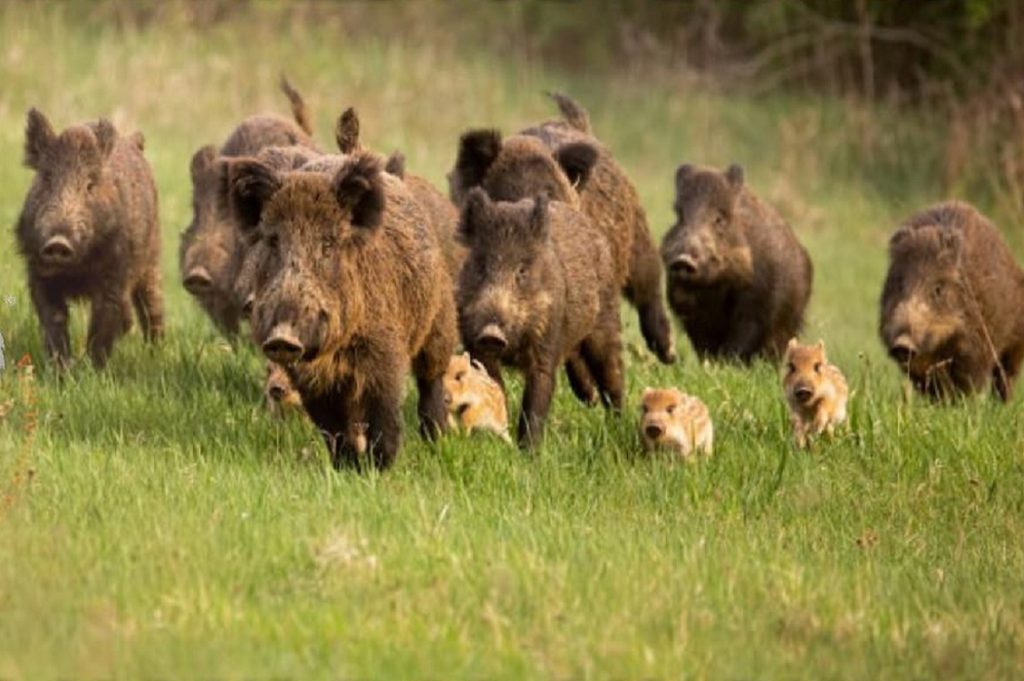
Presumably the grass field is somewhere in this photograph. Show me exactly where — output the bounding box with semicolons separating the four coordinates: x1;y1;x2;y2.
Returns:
1;4;1023;679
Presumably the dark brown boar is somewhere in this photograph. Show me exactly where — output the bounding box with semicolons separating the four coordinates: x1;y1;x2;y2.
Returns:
16;109;163;368
457;189;623;446
180;77;319;335
880;201;1024;400
661;163;813;362
227;152;458;470
448;92;675;365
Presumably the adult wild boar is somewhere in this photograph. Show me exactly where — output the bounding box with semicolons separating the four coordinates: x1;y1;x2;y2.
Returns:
661;163;812;362
457;189;622;446
180;77;319;335
449;92;675;365
880;201;1024;400
227;152;457;469
16;109;163;368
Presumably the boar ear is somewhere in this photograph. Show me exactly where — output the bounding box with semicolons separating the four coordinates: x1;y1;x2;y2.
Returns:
228;158;283;233
530;194;551;240
128;131;145;152
190;145;218;182
93;119;117;161
454;129;502;190
787;337;799;352
335;107;361;154
674;164;694;193
816;339;825;350
642;387;654;400
24;108;56;169
333;153;385;230
726;164;744;191
554;142;598;190
471;358;488;374
385;151;406;179
458;187;491;243
939;227;964;259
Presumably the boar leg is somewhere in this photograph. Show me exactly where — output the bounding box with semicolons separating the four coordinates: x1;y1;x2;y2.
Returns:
518;357;558;447
993;342;1024;402
413;300;457;440
29;277;71;368
581;301;625;410
86;290;133;368
625;226;676;364
720;313;765;363
131;268;165;342
361;362;405;470
564;353;598;406
303;386;364;470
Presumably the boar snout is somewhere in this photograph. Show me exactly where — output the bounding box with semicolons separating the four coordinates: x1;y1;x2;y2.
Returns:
792;382;815;403
644;423;665;439
889;335;916;365
40;235;75;263
669;254;699;279
262;324;305;365
267;382;288;401
183;266;213;295
475;323;508;353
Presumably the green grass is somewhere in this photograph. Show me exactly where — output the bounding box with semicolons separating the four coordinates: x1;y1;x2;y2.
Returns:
2;4;1024;679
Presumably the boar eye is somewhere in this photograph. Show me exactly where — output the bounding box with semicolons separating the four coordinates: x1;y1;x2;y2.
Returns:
455;371;466;382
86;179;97;193
515;262;529;283
813;362;822;373
933;282;944;298
266;234;279;250
665;404;675;415
787;362;796;373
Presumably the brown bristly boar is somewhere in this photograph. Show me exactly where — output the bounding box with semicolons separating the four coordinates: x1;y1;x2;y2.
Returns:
639;388;713;459
782;338;848;448
661;163;813;362
880;201;1024;400
448;92;676;365
442;352;511;442
16;109;163;368
457;189;623;446
180;77;319;336
227;151;457;470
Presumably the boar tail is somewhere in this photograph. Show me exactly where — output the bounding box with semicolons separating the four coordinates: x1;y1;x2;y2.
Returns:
546;91;591;134
280;75;314;136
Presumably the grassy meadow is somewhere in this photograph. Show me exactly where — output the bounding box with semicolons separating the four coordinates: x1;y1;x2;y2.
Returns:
1;4;1023;679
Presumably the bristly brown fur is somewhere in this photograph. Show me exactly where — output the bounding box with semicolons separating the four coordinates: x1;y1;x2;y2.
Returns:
661;162;813;362
335;107;361;155
880;200;1024;400
449;92;676;365
16;109;163;368
180;82;321;337
456;189;622;446
229;151;457;471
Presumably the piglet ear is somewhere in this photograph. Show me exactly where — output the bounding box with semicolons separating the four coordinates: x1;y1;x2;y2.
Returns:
787;337;799;351
642;387;654;400
530;194;551;240
24;108;56;169
458;187;491;244
335;107;361;154
674;163;694;194
93;118;118;161
228;158;283;233
333;152;385;230
726;164;745;191
554;141;598;190
453;129;502;193
190;145;218;182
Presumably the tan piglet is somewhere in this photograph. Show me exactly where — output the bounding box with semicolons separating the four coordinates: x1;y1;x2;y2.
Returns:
443;352;511;442
639;387;713;459
782;338;849;448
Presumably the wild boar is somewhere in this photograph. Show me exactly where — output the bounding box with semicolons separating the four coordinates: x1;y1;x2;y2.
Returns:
661;163;813;362
639;388;714;459
880;201;1024;400
16;109;163;368
448;92;676;365
457;189;623;446
782;338;849;448
227;152;457;469
180;77;319;335
442;352;511;442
